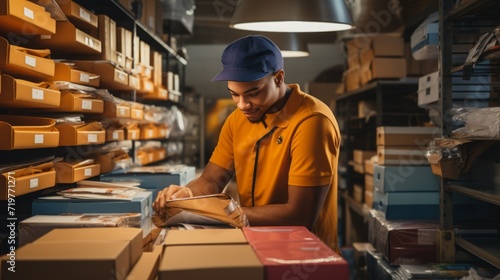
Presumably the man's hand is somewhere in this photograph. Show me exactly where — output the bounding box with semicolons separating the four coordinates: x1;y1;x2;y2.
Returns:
152;185;193;214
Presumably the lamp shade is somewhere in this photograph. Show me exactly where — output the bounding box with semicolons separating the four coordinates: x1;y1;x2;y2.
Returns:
264;33;309;57
230;0;354;32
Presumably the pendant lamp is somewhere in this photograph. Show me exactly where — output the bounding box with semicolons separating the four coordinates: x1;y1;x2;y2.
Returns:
265;33;309;57
230;0;354;33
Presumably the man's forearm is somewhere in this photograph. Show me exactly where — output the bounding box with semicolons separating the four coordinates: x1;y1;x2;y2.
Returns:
242;204;317;230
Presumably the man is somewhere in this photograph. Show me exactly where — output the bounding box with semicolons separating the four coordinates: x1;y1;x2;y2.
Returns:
153;35;341;251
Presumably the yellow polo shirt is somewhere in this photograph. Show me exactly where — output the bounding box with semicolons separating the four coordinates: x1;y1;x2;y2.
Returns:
209;84;341;250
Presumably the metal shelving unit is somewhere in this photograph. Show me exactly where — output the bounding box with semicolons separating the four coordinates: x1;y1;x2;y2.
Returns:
438;0;500;268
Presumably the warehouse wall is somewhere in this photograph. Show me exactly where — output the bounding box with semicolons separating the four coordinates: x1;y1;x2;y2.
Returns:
185;43;346;99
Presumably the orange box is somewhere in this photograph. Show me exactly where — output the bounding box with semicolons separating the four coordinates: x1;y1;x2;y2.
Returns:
56;121;106;146
50;62;100;87
101;100;131;118
0;37;55;81
0;74;60;108
54;161;101;183
130;103;144;120
1;164;56;200
72;60;130;90
125;122;140;140
0;0;55;35
139;78;154;94
156;123;168;139
139;123;156;139
30;21;101;55
145;86;168;100
0;115;59;150
129;75;141;91
91;149;131;174
55;0;98;32
106;126;125;142
52;91;104;114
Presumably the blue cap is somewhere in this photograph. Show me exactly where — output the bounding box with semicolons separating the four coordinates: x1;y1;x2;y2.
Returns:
211;35;284;82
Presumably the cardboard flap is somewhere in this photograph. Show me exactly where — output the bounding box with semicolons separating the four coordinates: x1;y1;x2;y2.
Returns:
11;43;51;58
0;114;55;127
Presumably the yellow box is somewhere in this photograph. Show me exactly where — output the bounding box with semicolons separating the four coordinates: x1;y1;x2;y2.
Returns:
128;75;141;90
1;164;55;200
56;121;105;146
125;122;140;140
101;100;131;118
73;60;130;90
54;161;101;183
31;21;101;55
145;86;168;100
54;91;104;113
0;74;60;108
130;103;144;120
0;115;59;150
0;0;55;35
139;123;156;139
0;37;55;81
51;62;100;87
55;0;98;32
139;77;154;94
91;149;131;174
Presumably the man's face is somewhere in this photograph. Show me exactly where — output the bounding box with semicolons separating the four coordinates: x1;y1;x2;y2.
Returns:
227;73;280;123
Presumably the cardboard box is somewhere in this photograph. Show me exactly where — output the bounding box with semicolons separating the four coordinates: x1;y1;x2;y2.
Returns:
364;157;376;175
0;0;56;35
368;209;439;265
125;122;140;140
151;51;162;86
1;164;55;200
90;148;132;174
145;85;168;100
101;100;131;118
73;60;130;90
365;174;373;192
0;240;131;280
44;91;104;113
345;66;360;92
56;121;105;146
376;126;437;147
353;150;377;164
130;102;144;120
36;228;143;268
18;213;142;246
51;62;100;87
100;164;196;200
31;21;102;55
242;226;317;244
377;146;429;165
159;244;264;280
129;75;141;90
364;57;407;81
139;123;157;139
353;161;364;174
353;184;364;203
365;35;404;57
0;37;55;80
373;164;439;192
364;190;373;208
373;190;439;220
251;241;349;280
106;126;125;142
126;251;160;280
0;115;59;150
164;228;247;246
55;0;98;32
32;191;153;225
0;74;60;108
139;77;154;94
53;161;101;183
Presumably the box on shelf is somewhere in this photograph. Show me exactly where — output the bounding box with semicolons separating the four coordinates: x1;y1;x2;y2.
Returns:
55;0;98;33
128;75;141;90
373;164;440;192
362;35;405;57
41;91;104;114
364;190;373;208
53;161;101;183
1;163;55;199
0;37;55;81
353;150;377;165
159;244;264;280
90;148;132;174
56;121;105;146
100;100;131;118
377;146;429;165
29;21;102;55
353;184;364;204
50;62;100;87
376;126;437;147
0;0;56;35
373;190;439;220
365;174;374;193
0;115;59;150
368;209;439;264
360;57;407;84
411;13;439;60
72;60;130;90
0;74;61;108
